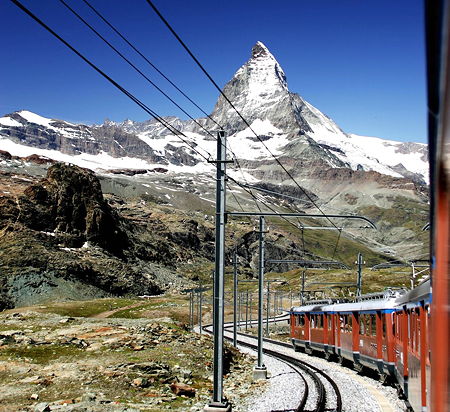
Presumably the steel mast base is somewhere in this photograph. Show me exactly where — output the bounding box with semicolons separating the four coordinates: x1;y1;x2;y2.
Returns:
204;401;232;412
252;365;268;380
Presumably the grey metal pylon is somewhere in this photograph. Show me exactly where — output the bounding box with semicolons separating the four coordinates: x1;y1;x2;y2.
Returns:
253;216;267;380
356;253;363;296
233;249;238;347
205;130;231;411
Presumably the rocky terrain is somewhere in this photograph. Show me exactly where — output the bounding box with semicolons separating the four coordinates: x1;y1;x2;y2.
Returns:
0;298;265;412
0;149;428;309
2;156;357;309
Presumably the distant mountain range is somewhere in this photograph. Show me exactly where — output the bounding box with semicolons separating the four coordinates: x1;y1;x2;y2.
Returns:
0;41;428;184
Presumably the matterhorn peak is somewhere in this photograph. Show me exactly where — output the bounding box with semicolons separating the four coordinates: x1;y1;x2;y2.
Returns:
251;41;271;58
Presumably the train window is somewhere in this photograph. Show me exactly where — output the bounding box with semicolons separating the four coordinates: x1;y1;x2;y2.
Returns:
370;314;377;336
382;315;386;338
340;314;352;333
360;314;365;335
299;314;305;327
365;315;371;336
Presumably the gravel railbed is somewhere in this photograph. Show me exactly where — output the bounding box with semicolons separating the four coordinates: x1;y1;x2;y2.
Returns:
229;325;407;412
236;344;306;412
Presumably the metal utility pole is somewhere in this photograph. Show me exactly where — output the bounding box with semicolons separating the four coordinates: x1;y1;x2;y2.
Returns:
254;216;267;380
189;291;194;331
205;130;231;412
245;290;249;331
199;286;203;334
356;253;364;296
249;292;253;327
238;292;242;330
266;281;271;337
233;249;238;347
301;270;306;305
265;279;283;336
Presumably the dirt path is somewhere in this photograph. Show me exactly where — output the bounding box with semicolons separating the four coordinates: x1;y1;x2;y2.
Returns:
92;301;150;318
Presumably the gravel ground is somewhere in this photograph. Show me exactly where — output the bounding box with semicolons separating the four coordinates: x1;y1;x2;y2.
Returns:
220;323;408;412
236;344;305;412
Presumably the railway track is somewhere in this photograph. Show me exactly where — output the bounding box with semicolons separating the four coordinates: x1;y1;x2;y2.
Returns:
203;317;342;412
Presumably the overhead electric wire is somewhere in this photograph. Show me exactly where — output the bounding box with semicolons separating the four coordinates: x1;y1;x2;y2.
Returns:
237;181;319;207
228;175;348;263
80;0;222;129
227;183;245;213
12;0;345;262
144;0;339;230
331;229;342;261
57;0;218;146
9;0;263;223
64;0;258;212
8;0;213;166
228;175;308;235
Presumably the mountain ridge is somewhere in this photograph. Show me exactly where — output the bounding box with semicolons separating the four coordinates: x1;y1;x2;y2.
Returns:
0;41;428;184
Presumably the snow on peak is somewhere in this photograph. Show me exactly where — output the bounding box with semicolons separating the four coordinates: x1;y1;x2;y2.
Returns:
17;110;55;127
252;41;271;58
0;116;21;128
229;41;288;105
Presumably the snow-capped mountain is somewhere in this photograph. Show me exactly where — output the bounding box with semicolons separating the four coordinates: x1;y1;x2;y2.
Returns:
0;41;428;184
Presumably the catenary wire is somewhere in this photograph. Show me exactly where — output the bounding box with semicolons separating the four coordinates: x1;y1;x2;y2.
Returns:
144;0;339;230
8;0;214;165
227;183;245;213
6;1;266;225
228;176;345;262
57;0;219;143
81;0;222;129
66;0;257;211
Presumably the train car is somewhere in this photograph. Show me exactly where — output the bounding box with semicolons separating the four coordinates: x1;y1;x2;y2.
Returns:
289;283;432;411
290;300;332;355
290;290;404;378
330;290;403;378
394;280;431;412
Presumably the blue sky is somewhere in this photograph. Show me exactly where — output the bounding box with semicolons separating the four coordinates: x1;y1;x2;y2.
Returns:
0;0;426;142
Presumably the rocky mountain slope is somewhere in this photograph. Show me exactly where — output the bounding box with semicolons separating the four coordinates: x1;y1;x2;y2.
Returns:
4;158;350;309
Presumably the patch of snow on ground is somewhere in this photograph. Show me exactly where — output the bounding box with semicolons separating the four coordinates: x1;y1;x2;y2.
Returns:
302;101;428;182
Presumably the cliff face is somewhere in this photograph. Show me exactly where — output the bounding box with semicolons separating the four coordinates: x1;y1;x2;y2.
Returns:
18;163;128;255
0;163;161;309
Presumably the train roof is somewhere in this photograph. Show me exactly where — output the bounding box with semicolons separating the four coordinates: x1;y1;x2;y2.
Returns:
395;278;431;306
291;289;407;313
324;297;399;313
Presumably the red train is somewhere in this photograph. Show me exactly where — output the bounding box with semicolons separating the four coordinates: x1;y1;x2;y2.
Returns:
289;279;431;412
288;2;450;411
